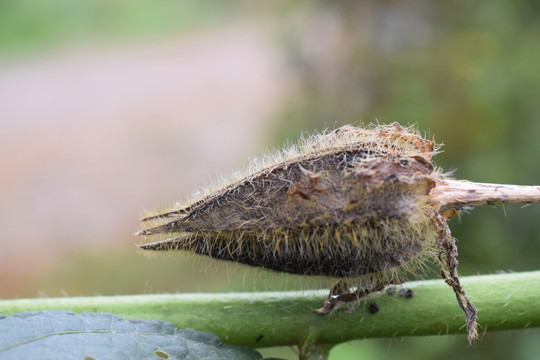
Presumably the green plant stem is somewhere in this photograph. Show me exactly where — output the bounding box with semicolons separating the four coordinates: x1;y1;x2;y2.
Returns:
1;271;538;348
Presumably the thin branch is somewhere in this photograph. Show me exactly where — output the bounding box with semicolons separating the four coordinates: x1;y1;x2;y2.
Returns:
1;271;539;348
433;179;540;213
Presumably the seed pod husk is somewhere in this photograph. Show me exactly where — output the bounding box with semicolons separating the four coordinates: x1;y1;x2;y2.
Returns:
137;122;540;342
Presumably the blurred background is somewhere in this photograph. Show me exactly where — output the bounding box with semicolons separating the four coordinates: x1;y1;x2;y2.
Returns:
1;0;539;359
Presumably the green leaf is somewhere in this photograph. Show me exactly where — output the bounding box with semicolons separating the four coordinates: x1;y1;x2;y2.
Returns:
0;310;264;360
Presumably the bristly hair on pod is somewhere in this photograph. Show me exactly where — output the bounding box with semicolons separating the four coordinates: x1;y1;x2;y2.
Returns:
136;122;540;343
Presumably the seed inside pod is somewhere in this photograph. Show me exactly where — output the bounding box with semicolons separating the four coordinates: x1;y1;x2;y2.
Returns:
137;122;540;343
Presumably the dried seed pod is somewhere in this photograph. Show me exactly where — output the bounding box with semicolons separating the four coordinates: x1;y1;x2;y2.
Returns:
137;123;540;342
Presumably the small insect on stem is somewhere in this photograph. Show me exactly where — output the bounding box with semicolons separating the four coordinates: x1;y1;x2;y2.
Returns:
136;123;540;343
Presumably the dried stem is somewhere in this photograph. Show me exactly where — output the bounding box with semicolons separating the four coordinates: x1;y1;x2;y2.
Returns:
432;179;540;213
435;215;478;343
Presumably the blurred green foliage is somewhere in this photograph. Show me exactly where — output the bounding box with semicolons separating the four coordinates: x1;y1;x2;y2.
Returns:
0;0;229;55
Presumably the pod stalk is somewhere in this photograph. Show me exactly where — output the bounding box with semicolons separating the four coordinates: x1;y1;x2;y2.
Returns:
432;179;540;213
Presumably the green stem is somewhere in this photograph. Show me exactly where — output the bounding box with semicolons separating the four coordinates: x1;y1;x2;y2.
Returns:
0;271;538;348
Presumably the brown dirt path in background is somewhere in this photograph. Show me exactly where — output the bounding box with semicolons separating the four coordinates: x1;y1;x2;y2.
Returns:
0;25;290;297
